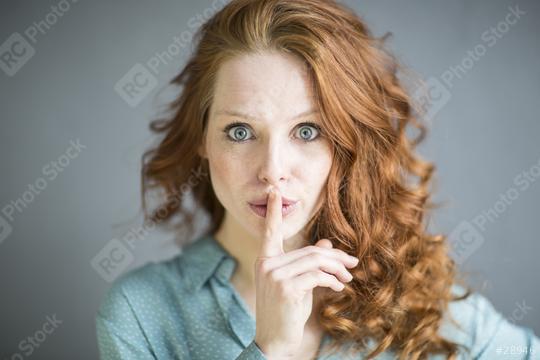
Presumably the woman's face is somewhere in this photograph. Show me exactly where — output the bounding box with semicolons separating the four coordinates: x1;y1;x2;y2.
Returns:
200;50;333;241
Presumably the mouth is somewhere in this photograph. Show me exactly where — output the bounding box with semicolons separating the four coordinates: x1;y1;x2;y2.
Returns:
249;195;298;206
248;201;298;218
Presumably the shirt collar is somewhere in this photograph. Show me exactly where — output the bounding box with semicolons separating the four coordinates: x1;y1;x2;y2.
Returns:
177;234;370;356
178;234;238;292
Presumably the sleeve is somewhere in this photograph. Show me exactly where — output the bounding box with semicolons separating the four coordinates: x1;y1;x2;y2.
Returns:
95;284;156;360
468;293;540;359
235;339;268;360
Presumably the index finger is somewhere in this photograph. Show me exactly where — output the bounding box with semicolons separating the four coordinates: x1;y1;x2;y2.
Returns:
260;188;283;257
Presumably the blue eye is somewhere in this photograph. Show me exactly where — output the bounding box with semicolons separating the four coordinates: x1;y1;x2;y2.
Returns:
222;122;322;143
225;124;253;142
295;124;320;142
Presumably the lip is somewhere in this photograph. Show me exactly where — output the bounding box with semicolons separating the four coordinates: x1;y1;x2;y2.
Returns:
248;201;299;218
248;195;298;206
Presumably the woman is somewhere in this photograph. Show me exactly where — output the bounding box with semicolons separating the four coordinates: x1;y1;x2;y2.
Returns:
96;0;540;359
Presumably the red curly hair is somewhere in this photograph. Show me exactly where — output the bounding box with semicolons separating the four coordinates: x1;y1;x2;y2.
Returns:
141;0;475;358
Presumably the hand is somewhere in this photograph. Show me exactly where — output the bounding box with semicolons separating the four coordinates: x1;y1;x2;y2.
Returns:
253;188;360;359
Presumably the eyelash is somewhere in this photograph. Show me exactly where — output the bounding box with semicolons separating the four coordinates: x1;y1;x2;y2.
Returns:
222;122;323;143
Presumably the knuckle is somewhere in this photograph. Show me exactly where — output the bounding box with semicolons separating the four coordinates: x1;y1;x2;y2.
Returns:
305;271;317;282
277;280;290;296
268;268;282;282
309;253;325;263
256;258;272;274
332;262;345;274
336;261;350;276
339;250;353;260
313;271;326;282
329;273;341;284
308;246;324;256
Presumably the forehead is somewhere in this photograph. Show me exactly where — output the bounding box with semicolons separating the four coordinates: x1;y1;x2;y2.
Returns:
211;51;316;119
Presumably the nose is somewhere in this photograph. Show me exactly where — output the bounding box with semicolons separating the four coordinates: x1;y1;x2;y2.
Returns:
257;138;289;187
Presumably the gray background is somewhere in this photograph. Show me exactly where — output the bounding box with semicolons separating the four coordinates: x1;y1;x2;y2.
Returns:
1;0;538;358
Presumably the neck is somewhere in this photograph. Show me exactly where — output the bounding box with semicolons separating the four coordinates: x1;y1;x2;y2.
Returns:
213;212;327;332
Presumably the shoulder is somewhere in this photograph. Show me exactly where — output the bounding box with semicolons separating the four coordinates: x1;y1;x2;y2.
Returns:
445;284;503;332
440;283;540;358
94;251;202;358
96;253;188;320
97;234;225;320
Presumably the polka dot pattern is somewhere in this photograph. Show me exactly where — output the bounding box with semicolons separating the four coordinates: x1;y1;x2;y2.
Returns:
95;234;540;359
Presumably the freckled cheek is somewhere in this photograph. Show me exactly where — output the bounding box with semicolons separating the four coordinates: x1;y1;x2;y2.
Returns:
299;164;330;194
301;147;332;178
207;148;249;189
301;151;332;200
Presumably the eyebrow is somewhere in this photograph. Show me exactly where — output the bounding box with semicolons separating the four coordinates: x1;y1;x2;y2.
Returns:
214;109;319;122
